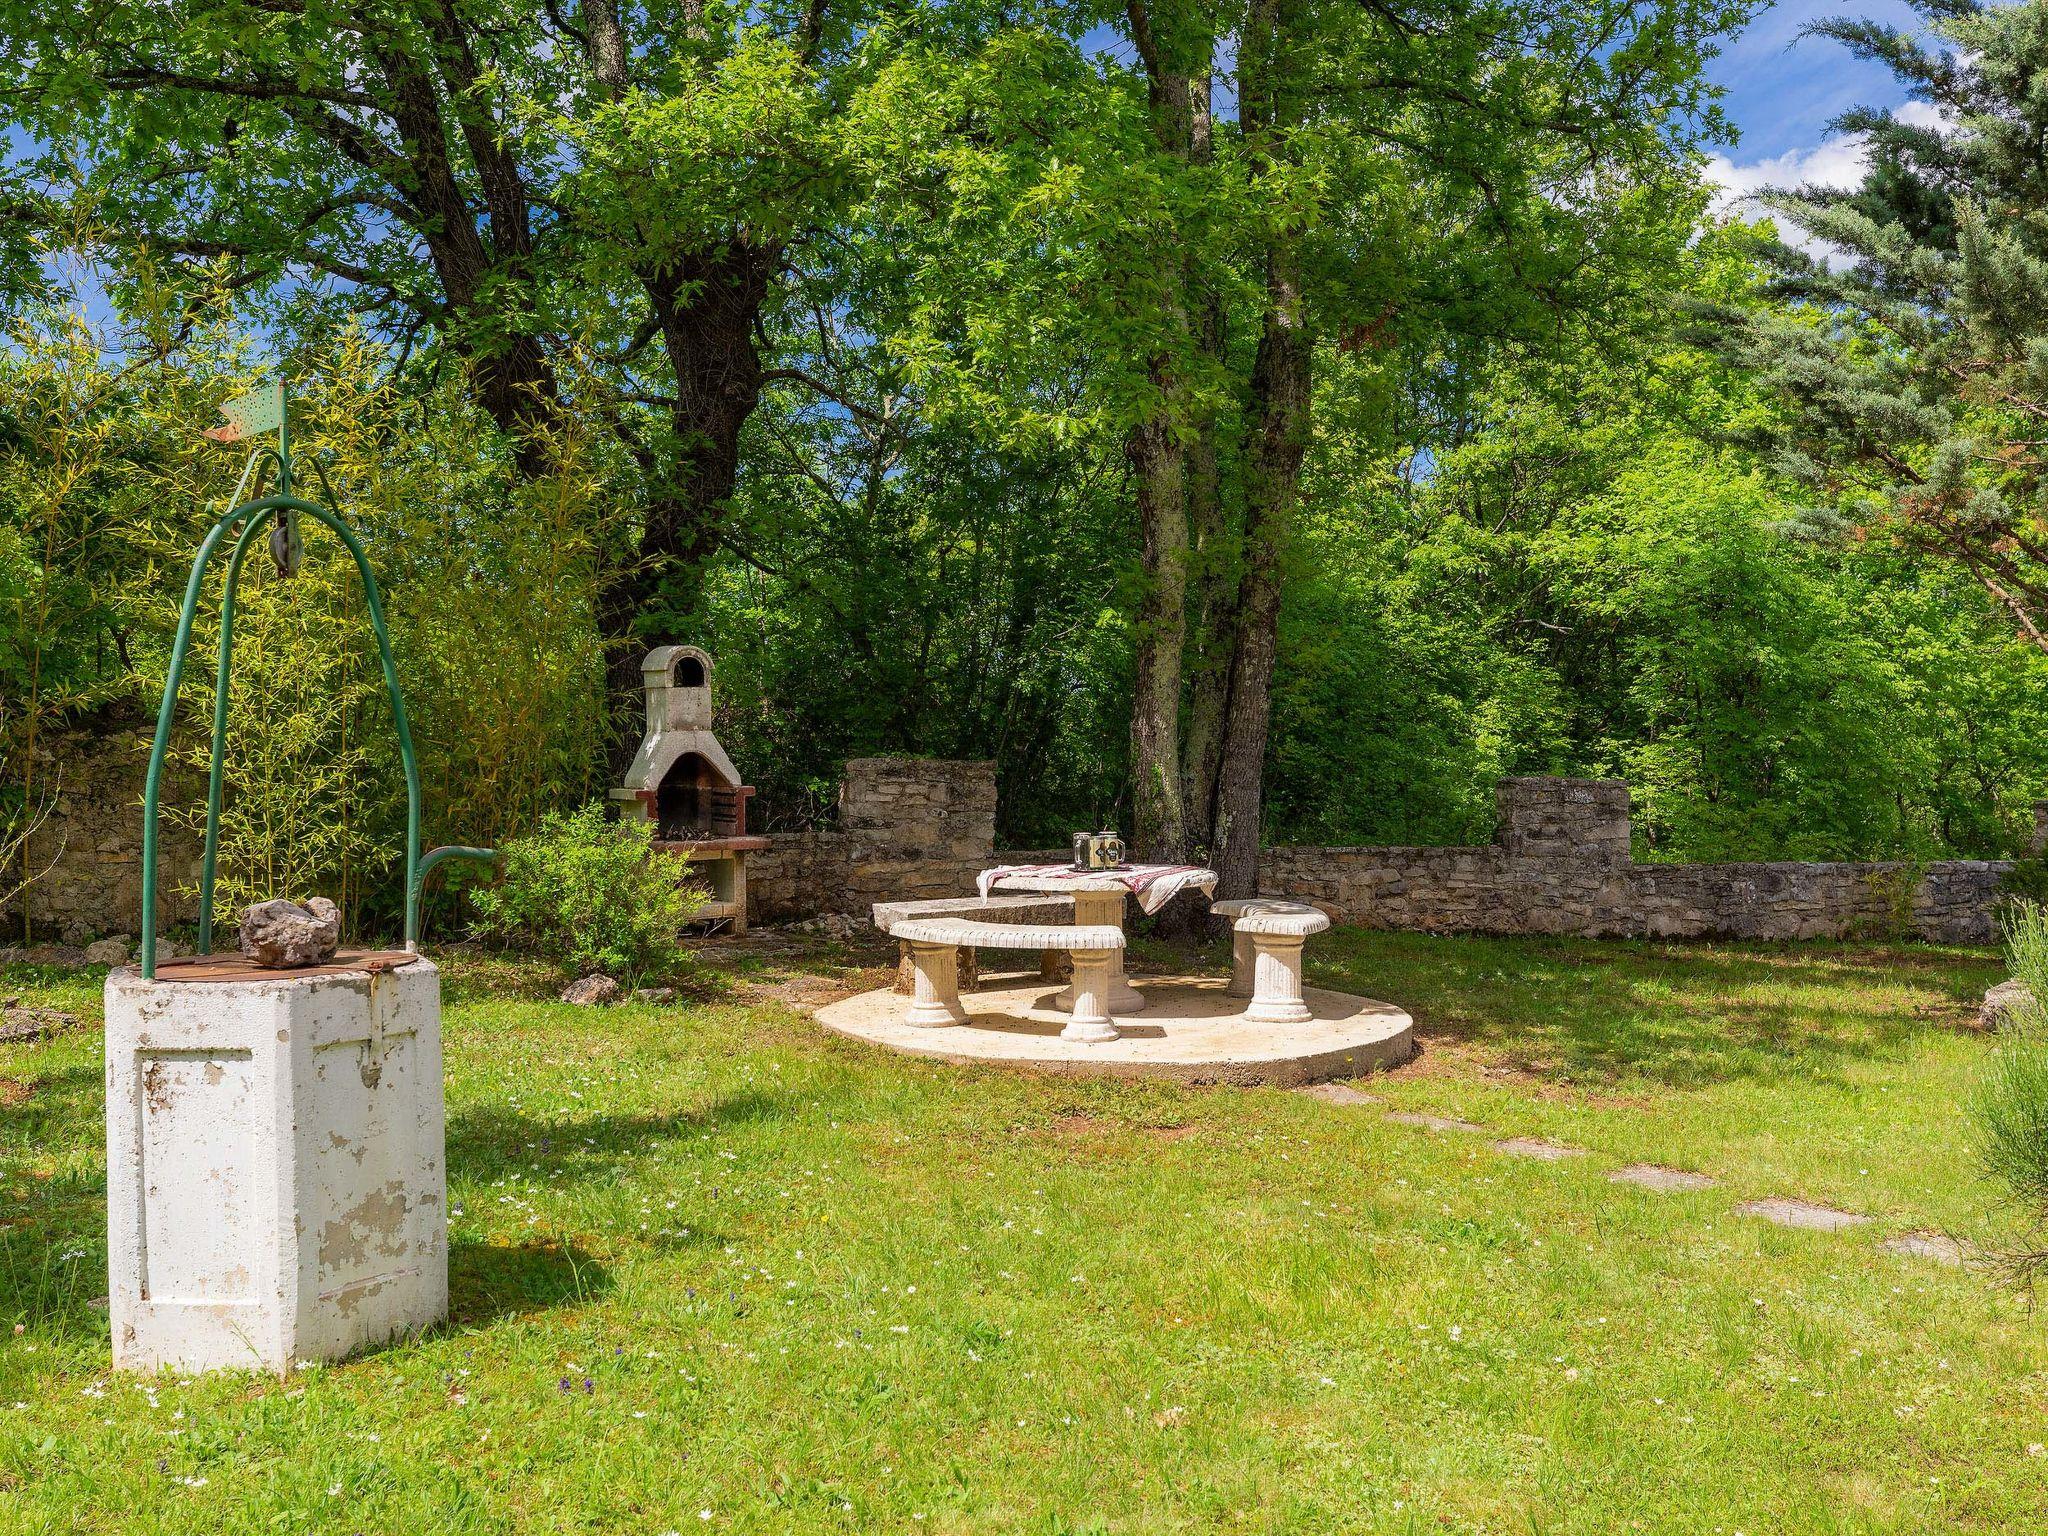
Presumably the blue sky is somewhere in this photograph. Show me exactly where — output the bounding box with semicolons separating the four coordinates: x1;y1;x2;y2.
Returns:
1705;1;1921;193
1709;2;1918;160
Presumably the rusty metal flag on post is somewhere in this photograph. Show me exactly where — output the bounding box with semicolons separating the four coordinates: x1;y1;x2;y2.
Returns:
201;378;284;442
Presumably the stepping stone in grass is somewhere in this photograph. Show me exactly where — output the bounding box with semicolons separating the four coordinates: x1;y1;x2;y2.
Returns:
1881;1231;1968;1266
1492;1137;1586;1161
1609;1164;1717;1193
1736;1198;1869;1233
1296;1082;1378;1106
1385;1111;1487;1134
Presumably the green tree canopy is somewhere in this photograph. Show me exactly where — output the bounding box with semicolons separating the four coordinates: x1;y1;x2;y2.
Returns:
1710;0;2048;653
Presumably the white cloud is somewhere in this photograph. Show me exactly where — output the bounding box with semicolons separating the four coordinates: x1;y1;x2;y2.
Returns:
1704;136;1866;260
1704;101;1950;261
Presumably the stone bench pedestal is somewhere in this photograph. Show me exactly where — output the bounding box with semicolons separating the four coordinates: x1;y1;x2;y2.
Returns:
1212;899;1332;1025
879;915;1125;1043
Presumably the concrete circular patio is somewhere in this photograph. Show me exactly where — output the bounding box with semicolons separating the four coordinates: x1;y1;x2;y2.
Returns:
813;972;1414;1086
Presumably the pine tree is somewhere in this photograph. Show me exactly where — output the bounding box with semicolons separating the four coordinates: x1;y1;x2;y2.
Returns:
1712;0;2048;651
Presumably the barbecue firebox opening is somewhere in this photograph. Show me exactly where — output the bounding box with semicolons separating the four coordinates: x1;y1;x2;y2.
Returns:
656;753;739;840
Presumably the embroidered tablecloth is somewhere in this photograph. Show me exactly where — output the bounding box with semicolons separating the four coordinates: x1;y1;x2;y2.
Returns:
976;863;1218;916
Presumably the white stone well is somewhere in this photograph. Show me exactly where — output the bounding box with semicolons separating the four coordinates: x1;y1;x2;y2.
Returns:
104;951;447;1375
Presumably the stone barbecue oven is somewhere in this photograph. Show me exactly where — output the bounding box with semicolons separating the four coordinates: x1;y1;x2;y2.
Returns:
610;645;765;931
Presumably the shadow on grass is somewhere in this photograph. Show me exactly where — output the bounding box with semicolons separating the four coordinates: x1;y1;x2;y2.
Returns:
1307;929;2001;1091
448;1234;614;1326
446;1087;793;1186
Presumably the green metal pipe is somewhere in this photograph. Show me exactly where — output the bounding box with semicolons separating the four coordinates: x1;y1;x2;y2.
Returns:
141;493;423;975
195;511;275;956
140;508;259;977
414;845;497;890
195;451;283;954
411;846;499;944
408;846;498;950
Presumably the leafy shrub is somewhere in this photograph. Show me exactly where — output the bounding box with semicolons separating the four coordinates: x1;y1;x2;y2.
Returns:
470;803;702;980
1998;857;2048;918
0;300;619;942
1973;899;2048;1283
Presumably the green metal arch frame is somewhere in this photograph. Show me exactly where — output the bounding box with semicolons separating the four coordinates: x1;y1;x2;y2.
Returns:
140;491;422;977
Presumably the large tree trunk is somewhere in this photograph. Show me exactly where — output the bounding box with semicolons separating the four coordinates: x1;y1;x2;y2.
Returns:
1175;66;1233;862
1210;258;1309;894
1210;544;1281;898
1127;408;1189;861
1120;1;1214;867
644;245;775;582
602;241;778;764
1178;315;1231;860
1207;0;1309;899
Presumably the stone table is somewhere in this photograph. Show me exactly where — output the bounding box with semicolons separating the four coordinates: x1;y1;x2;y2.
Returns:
976;863;1217;1017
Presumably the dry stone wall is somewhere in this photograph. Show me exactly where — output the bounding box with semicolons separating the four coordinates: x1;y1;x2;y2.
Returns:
6;729;2028;948
1;726;201;945
748;757;999;923
1258;778;2021;945
757;770;2022;944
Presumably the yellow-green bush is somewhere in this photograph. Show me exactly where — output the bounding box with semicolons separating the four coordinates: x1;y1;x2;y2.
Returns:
1974;899;2048;1283
1;294;626;940
469;802;704;981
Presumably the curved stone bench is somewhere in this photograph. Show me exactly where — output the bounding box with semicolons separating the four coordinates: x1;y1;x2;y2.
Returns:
1211;898;1332;1024
871;895;1075;996
875;914;1125;1042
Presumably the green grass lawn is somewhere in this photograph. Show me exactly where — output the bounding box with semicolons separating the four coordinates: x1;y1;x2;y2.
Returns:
4;930;2046;1534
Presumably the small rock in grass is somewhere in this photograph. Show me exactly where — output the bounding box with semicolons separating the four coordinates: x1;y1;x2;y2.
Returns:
1981;978;2035;1032
561;974;622;1007
0;1005;76;1044
1492;1137;1586;1161
632;986;677;1005
1609;1164;1717;1192
237;898;341;968
84;936;132;967
1297;1081;1378;1106
1385;1111;1486;1134
1736;1198;1869;1232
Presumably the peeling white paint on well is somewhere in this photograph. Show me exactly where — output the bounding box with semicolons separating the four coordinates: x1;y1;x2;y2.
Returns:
104;959;447;1375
